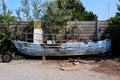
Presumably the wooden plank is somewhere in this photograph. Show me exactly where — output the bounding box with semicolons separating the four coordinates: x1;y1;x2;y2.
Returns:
60;65;85;71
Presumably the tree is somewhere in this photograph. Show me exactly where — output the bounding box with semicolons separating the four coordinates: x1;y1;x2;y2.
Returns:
0;0;17;23
43;0;97;21
42;0;72;35
108;11;120;24
107;0;120;57
108;0;120;24
1;0;7;16
16;8;22;21
0;0;17;43
21;0;31;21
42;0;97;34
17;0;42;21
31;0;42;21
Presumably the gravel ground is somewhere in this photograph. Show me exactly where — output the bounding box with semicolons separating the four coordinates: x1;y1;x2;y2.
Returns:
0;60;120;80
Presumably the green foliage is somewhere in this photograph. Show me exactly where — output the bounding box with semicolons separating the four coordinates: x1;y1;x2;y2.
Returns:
31;0;42;21
59;0;97;21
107;1;120;37
0;15;17;23
0;0;18;56
43;0;97;22
42;0;97;36
108;0;120;24
108;16;120;24
21;0;32;21
0;22;13;43
12;52;25;60
0;0;17;42
16;0;42;21
107;0;120;57
0;0;17;23
108;3;120;24
42;0;71;22
16;8;22;21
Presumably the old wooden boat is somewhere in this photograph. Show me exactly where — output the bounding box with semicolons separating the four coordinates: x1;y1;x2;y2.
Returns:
11;39;111;56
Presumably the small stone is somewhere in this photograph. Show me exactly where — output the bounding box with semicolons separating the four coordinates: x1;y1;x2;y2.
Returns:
73;62;80;65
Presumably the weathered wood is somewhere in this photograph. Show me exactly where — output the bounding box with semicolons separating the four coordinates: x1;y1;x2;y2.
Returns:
0;21;111;40
60;65;85;71
11;39;111;56
42;56;46;60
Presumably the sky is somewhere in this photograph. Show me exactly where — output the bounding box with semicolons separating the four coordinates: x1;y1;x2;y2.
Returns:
4;0;119;21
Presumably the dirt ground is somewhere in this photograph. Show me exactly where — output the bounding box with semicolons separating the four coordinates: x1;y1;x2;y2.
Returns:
0;59;120;80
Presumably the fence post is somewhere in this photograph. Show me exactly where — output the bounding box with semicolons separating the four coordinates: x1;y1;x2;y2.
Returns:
96;21;100;40
25;32;27;42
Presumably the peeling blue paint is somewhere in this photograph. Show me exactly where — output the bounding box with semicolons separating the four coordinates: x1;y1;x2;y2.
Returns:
11;39;111;56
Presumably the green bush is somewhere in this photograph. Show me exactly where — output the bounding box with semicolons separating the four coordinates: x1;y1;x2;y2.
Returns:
12;52;25;60
106;21;120;57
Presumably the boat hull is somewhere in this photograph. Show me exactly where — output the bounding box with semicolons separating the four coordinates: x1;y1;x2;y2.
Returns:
11;39;111;56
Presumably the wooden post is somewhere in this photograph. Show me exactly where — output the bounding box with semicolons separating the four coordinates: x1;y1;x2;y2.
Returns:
25;32;27;42
42;48;46;60
96;21;100;40
97;21;100;40
42;55;46;60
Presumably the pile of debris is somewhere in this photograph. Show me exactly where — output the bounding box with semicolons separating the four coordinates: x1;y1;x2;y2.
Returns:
60;58;90;71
